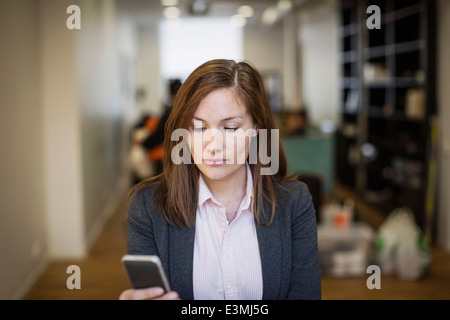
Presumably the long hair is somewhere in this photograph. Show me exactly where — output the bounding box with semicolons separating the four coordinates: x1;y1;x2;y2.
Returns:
128;59;295;228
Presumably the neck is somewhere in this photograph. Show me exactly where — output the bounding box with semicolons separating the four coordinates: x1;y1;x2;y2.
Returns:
203;165;247;203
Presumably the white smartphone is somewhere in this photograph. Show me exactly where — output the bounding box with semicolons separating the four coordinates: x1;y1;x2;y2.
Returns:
121;255;171;292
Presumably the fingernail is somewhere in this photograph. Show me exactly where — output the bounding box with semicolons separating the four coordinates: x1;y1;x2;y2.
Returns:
153;287;165;295
167;291;179;299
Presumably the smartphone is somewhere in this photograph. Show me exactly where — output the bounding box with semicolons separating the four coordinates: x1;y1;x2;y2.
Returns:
121;255;171;292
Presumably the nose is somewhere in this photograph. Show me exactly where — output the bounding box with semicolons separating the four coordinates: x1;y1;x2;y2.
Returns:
204;129;224;155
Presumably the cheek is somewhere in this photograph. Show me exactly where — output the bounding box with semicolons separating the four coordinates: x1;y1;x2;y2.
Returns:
226;133;251;159
188;134;204;161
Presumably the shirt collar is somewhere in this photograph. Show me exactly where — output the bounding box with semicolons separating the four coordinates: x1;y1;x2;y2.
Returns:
197;162;254;212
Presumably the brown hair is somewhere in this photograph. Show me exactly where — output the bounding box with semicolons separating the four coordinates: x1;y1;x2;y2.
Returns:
128;59;295;227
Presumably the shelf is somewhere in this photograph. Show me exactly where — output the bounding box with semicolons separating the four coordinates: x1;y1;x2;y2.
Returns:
368;135;425;160
336;0;436;233
365;40;425;59
341;51;358;64
333;183;386;230
341;77;359;89
339;23;358;37
394;77;425;87
395;40;425;54
367;106;426;122
368;2;423;25
383;4;423;23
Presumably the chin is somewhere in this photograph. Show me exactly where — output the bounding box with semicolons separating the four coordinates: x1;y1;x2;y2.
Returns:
197;164;244;182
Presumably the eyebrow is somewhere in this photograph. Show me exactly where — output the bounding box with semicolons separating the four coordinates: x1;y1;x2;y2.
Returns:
192;116;244;123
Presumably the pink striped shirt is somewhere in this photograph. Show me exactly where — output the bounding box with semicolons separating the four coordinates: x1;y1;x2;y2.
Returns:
193;163;263;300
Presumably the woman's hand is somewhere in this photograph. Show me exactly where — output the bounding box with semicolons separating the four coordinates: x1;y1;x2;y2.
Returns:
119;287;180;300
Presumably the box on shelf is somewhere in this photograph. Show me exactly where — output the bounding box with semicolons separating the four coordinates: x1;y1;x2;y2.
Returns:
318;222;375;277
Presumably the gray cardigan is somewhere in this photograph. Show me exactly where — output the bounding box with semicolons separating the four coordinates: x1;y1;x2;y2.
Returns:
127;179;321;300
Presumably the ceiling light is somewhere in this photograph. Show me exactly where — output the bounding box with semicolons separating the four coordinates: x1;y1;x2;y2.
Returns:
237;5;254;18
231;14;247;27
262;0;293;26
163;6;181;19
277;0;292;11
161;0;179;6
262;7;278;25
189;0;210;16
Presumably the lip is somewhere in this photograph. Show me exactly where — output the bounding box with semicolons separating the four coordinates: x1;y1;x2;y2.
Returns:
203;159;227;166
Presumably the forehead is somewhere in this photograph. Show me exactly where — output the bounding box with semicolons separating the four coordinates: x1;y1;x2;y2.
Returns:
194;88;247;120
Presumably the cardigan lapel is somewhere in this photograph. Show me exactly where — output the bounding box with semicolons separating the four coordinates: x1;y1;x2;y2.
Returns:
256;200;282;300
168;223;195;300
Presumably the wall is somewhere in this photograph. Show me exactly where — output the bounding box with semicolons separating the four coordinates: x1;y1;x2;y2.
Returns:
76;0;134;250
244;23;284;82
437;0;450;250
297;0;340;126
40;0;134;260
136;24;163;117
40;0;85;259
283;13;302;111
0;0;137;299
0;0;48;300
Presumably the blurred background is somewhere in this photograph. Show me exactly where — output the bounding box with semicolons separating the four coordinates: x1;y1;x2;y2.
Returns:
1;0;449;300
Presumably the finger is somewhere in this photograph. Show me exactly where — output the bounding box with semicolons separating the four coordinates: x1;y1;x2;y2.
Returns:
120;287;165;300
154;291;180;300
119;289;134;300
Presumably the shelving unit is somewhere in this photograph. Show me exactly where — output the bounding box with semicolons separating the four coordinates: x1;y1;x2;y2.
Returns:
335;0;437;233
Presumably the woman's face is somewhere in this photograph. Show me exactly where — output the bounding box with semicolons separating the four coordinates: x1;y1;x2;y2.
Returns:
188;88;256;183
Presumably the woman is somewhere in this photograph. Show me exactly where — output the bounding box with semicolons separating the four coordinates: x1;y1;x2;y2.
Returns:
119;59;321;300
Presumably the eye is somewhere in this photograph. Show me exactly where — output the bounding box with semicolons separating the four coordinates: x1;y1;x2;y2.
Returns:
192;126;206;132
225;127;238;133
